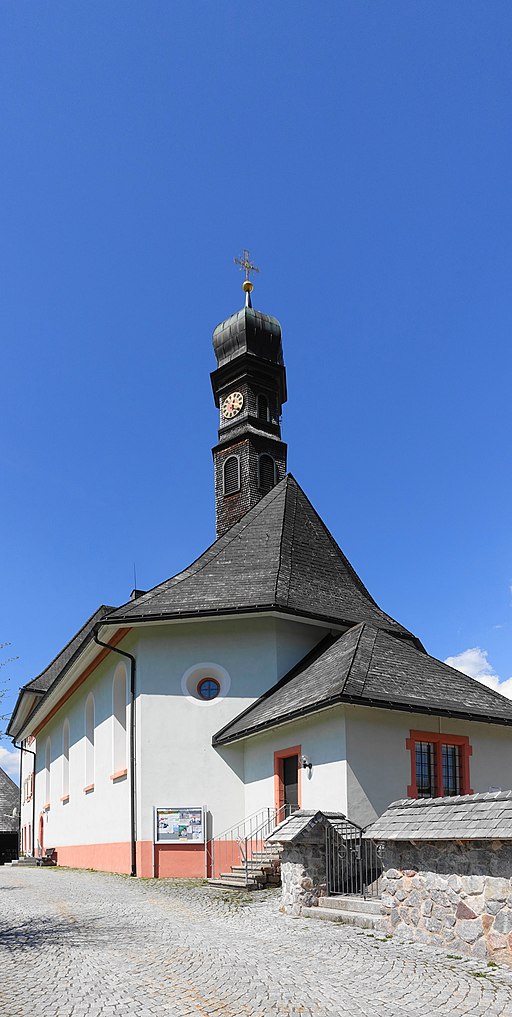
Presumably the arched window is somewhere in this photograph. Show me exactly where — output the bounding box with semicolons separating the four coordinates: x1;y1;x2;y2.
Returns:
62;720;70;800
45;737;51;805
112;664;127;775
257;393;269;421
258;454;276;492
223;455;240;495
85;694;95;789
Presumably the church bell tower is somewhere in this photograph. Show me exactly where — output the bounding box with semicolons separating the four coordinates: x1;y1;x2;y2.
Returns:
211;252;287;537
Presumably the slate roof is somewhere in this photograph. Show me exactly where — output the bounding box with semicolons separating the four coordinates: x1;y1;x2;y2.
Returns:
267;810;346;844
365;791;512;841
106;476;411;635
213;621;512;745
27;605;115;693
0;767;18;834
7;605;114;738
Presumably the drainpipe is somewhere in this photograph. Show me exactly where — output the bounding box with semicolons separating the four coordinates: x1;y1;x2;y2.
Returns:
93;628;137;877
13;740;36;857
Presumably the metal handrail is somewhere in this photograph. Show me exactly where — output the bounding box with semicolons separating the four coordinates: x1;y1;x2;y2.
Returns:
208;803;293;884
210;809;267;843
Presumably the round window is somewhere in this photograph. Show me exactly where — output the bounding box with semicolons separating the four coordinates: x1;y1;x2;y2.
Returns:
181;662;230;704
197;677;220;701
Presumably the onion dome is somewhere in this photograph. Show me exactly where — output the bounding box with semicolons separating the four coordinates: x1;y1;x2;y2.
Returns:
212;305;283;368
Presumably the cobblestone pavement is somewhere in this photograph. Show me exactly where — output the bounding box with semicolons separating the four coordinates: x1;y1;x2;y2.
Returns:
1;867;512;1017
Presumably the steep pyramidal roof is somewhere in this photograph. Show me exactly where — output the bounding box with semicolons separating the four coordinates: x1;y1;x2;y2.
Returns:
106;475;411;636
214;621;512;744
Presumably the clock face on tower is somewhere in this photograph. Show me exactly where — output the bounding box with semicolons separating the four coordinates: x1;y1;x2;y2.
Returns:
222;391;244;419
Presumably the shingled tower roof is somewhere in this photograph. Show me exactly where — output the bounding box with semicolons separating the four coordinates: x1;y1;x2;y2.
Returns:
106;475;412;636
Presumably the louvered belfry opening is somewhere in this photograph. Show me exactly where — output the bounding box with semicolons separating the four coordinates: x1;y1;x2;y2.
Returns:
259;454;275;491
257;393;269;421
223;455;240;495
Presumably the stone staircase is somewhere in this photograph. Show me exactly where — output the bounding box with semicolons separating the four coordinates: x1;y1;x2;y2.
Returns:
302;895;388;932
208;844;283;890
11;852;56;868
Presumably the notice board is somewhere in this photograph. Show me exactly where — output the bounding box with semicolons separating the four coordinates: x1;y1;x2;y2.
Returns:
154;806;205;844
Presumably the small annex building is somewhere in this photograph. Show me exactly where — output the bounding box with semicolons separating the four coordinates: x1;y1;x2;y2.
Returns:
0;766;19;864
8;273;512;878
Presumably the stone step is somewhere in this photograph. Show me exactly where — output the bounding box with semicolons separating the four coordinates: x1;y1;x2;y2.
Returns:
230;864;275;876
11;857;42;867
207;877;262;890
320;896;383;916
302;906;389;932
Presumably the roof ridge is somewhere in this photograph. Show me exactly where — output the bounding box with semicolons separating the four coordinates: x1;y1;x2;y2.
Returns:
430;648;512;708
337;623;366;697
290;483;409;633
274;476;298;607
351;624;379;699
293;486;381;606
337;618;374;699
108;478;291;618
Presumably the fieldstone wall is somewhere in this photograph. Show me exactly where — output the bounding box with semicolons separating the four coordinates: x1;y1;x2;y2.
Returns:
380;841;512;965
280;827;327;916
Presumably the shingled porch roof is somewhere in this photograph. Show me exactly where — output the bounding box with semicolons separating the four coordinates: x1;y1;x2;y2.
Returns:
213;621;512;745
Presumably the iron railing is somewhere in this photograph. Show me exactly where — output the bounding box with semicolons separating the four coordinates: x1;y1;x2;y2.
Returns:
208;804;293;884
325;817;382;898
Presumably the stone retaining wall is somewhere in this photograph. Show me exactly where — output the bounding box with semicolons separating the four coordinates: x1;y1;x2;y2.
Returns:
279;827;327;916
380;842;512;965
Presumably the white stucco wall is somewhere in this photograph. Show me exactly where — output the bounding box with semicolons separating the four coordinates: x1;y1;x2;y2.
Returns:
241;707;348;818
33;637;136;851
32;615;325;850
345;705;512;829
137;616;325;841
20;742;34;851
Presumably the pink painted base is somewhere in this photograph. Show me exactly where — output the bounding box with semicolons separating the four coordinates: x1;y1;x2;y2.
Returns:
55;841;133;874
54;840;213;878
155;843;206;878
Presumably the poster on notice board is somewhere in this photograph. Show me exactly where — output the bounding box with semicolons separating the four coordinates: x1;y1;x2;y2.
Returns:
154;806;205;844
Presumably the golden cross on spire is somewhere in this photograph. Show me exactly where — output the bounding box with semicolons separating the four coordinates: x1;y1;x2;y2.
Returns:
234;249;259;306
234;249;260;282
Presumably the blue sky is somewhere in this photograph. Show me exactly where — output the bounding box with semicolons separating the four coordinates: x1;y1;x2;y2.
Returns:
1;2;512;780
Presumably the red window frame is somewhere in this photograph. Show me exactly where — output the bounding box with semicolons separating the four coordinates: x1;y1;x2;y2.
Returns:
406;730;473;799
274;744;302;812
196;677;220;701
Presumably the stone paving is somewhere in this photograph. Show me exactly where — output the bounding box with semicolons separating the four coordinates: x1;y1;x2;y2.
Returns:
1;866;512;1016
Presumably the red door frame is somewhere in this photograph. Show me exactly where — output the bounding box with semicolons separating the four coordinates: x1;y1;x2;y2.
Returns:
274;744;302;812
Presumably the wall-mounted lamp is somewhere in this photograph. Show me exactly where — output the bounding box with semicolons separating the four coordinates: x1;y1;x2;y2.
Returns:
301;754;312;771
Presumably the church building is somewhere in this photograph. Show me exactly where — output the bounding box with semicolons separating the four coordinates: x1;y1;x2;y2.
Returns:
8;263;512;879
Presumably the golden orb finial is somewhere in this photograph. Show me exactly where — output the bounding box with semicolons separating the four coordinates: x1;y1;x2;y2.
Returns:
234;250;260;306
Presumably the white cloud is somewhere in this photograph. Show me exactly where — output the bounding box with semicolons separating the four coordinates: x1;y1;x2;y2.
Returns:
444;647;512;701
0;743;20;783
